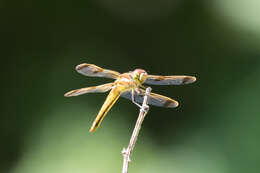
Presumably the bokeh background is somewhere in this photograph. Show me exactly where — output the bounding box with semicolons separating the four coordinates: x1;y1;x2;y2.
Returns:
1;0;260;173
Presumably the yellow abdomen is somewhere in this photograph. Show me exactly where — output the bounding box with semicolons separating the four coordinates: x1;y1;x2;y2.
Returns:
89;85;129;133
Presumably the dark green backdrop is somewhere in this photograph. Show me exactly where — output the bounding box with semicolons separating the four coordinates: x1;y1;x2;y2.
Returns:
1;1;260;173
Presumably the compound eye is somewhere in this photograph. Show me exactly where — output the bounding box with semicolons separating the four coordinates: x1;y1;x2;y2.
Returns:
140;73;144;80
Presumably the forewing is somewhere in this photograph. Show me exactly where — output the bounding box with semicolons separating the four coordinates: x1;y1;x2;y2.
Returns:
121;89;178;108
76;63;120;79
145;75;196;85
64;83;114;97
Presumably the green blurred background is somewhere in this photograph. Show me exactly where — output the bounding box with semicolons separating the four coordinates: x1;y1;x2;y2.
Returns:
1;0;260;173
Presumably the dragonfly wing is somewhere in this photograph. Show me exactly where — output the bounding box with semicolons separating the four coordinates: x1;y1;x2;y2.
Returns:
121;89;179;108
145;75;196;85
76;63;121;79
64;83;114;97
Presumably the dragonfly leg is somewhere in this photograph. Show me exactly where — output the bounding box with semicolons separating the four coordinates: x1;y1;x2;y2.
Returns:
131;89;142;109
139;85;147;90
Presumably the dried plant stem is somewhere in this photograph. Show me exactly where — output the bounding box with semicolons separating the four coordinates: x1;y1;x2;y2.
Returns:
121;87;152;173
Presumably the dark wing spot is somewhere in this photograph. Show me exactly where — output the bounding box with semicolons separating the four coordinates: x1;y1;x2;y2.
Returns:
92;66;104;74
154;76;164;81
164;99;173;107
76;63;90;70
163;99;178;108
183;76;196;84
183;77;191;84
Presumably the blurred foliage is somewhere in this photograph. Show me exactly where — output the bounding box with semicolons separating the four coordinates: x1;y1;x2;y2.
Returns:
1;0;260;173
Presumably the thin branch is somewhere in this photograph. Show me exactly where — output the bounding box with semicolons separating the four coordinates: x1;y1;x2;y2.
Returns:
122;87;152;173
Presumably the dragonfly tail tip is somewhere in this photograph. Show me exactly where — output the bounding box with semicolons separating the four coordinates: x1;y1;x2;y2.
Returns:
89;127;96;133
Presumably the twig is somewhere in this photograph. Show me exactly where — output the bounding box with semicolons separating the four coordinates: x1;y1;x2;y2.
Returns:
121;87;152;173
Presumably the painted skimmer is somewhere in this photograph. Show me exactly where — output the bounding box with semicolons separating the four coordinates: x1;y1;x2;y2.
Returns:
65;63;196;132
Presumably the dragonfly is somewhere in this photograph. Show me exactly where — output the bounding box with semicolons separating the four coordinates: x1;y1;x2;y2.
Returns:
64;63;196;133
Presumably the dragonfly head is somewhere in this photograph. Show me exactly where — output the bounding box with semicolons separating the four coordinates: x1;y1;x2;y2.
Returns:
132;69;148;84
